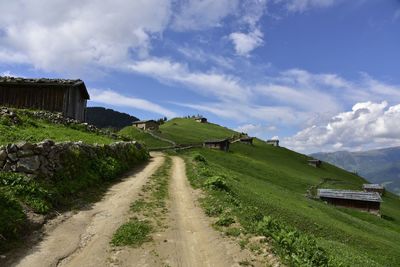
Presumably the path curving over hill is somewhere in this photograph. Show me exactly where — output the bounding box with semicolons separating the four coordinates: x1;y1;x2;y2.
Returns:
11;153;165;267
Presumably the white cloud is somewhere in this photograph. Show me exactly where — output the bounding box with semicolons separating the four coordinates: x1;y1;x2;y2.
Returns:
127;58;250;101
285;101;400;153
172;0;239;30
0;0;172;73
235;123;277;139
229;29;264;56
283;0;337;12
89;89;177;118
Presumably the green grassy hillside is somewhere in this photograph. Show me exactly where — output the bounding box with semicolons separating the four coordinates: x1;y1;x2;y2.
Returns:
163;119;400;266
119;126;171;148
159;118;235;144
0;110;115;145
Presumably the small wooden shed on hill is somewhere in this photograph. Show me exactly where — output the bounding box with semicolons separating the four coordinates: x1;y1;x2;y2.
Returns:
363;184;385;195
308;159;322;168
317;189;382;215
239;137;254;145
266;139;279;147
0;76;89;121
203;139;230;152
194;116;208;123
132;120;159;131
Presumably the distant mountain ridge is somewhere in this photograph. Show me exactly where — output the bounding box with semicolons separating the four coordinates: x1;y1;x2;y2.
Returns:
311;147;400;195
86;107;139;129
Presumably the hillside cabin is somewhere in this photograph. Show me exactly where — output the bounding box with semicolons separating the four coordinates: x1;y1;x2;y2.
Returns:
132;120;159;131
363;184;385;195
318;189;382;215
0;76;89;121
240;137;254;145
194;117;208;123
266;139;279;147
203;139;230;152
308;159;322;168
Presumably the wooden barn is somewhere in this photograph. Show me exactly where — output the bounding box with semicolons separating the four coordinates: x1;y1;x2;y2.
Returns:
318;189;382;215
363;184;385;195
203;139;230;152
194;116;208;123
266;139;279;147
308;159;322;168
132;120;159;131
0;76;89;121
239;137;254;145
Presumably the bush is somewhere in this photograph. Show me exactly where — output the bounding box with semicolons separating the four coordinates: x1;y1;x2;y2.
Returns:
215;215;235;227
256;216;331;266
204;175;230;191
193;153;207;164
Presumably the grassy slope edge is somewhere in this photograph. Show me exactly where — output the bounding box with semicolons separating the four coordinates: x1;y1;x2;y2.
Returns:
164;119;400;266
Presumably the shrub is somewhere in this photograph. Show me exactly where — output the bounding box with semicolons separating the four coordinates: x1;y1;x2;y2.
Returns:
193;153;207;164
204;175;230;191
215;215;235;227
256;216;331;266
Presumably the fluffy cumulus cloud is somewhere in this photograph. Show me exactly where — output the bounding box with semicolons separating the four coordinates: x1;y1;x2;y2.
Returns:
229;29;264;56
89;89;177;118
285;101;400;153
0;0;172;73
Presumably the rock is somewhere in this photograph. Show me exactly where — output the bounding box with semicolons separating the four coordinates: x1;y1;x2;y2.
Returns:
0;150;7;162
8;153;18;162
6;143;18;153
16;156;41;174
17;149;35;157
2;161;13;171
17;142;35;151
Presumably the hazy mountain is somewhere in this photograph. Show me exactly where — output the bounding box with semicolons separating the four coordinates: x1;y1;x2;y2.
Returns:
312;147;400;195
86;107;139;130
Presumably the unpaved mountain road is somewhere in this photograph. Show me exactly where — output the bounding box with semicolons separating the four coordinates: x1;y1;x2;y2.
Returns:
110;156;265;267
9;154;271;267
11;153;165;267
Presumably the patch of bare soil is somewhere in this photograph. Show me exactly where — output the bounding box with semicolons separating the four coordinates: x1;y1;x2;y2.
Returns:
8;153;165;267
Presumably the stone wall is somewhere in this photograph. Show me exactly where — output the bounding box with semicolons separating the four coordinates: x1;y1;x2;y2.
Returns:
0;140;144;178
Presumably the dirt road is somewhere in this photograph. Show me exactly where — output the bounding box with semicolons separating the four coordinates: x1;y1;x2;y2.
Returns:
111;156;263;267
12;153;165;267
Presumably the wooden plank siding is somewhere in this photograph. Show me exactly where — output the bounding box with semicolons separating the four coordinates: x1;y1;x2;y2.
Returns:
0;85;66;112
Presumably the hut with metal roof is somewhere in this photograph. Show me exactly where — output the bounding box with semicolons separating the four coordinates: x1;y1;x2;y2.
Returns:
132;120;159;131
0;76;89;121
363;184;385;195
317;189;382;215
203;139;230;152
308;159;322;168
266;139;279;147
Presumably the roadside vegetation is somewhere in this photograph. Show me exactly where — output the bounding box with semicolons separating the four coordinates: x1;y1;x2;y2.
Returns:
0;109;149;253
0;109;116;146
111;156;171;247
179;140;400;267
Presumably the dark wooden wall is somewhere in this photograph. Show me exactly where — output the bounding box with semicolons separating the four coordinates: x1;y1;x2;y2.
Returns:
0;85;87;121
0;85;65;112
321;197;380;213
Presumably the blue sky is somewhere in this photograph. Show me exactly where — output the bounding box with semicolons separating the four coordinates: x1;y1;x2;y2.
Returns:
1;0;400;153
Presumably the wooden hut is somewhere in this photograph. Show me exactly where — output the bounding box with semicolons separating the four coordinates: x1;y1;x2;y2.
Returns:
239;137;254;145
203;139;230;152
308;159;322;168
0;76;89;121
194;116;208;123
266;139;279;147
318;189;382;215
363;184;385;195
132;120;159;131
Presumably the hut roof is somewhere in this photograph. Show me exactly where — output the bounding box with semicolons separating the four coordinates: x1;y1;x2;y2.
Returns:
0;76;90;99
204;138;230;144
318;189;382;203
363;184;384;190
133;120;156;124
